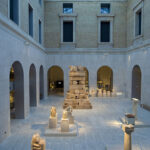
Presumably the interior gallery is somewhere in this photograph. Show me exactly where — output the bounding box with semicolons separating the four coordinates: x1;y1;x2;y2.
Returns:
0;0;150;150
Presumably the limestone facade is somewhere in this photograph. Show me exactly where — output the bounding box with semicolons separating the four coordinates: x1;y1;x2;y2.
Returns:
0;0;150;143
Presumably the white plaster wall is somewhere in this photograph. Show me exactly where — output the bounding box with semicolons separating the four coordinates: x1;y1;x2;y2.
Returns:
0;15;46;142
126;47;150;106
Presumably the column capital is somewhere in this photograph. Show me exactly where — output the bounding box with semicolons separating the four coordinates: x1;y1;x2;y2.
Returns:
122;124;134;134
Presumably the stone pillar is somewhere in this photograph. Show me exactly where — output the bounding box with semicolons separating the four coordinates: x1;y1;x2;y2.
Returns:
122;124;134;150
132;98;139;120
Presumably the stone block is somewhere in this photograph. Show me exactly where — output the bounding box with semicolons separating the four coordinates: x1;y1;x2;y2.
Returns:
61;119;69;132
49;115;57;128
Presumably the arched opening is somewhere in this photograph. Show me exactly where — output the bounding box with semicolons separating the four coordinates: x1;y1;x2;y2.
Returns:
47;66;64;96
84;67;89;91
39;65;44;100
97;66;113;92
29;64;37;107
9;61;24;119
132;65;141;100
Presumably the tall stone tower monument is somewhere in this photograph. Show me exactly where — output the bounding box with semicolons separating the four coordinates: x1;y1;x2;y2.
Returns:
63;66;92;109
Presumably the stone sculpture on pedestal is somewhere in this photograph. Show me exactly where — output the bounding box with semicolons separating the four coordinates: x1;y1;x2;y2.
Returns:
61;110;69;132
132;98;139;120
31;133;46;150
65;106;74;124
122;124;134;150
49;106;57;128
63;66;92;109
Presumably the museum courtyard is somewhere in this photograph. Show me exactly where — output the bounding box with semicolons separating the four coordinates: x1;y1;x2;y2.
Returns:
1;0;150;149
0;96;150;150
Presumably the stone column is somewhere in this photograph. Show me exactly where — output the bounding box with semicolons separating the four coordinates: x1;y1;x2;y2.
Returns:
122;124;134;150
132;98;139;120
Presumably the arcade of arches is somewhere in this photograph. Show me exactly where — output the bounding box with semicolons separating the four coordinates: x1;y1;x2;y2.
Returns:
9;63;142;118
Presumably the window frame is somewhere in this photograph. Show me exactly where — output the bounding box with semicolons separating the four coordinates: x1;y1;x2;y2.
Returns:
59;13;77;48
8;0;21;26
97;15;114;47
39;20;42;44
39;0;42;6
63;21;73;42
100;3;111;14
63;3;73;14
28;4;34;37
133;1;144;39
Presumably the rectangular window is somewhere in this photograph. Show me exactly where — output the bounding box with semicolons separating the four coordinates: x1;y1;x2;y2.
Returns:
63;21;73;42
29;4;33;37
39;20;42;44
101;3;110;14
63;3;73;14
101;21;110;42
10;0;19;25
39;0;42;6
136;10;142;36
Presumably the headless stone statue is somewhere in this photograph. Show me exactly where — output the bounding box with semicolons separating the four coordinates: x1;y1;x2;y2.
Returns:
50;107;56;117
62;110;68;119
49;106;57;128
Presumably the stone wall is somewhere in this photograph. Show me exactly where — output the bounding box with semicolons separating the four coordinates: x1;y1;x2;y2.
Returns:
44;0;127;48
0;0;44;45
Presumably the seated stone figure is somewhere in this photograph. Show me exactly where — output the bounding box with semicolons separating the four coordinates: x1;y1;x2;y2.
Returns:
31;133;46;150
50;106;56;118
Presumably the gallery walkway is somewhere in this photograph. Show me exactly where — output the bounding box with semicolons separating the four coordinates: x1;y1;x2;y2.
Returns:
0;96;150;150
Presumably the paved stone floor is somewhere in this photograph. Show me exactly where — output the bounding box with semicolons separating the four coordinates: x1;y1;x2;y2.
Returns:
0;96;150;150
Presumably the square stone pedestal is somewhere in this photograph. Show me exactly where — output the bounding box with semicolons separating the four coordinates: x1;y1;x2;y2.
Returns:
67;112;74;124
49;115;57;128
61;119;69;132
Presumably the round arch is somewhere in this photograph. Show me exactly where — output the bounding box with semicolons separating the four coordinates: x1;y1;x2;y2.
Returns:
47;65;64;95
83;67;89;90
9;61;24;119
132;65;141;100
97;66;113;91
39;65;44;100
29;64;37;107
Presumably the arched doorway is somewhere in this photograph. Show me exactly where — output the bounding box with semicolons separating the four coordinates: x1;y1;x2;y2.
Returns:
29;64;37;107
39;65;44;100
97;66;113;92
84;67;89;91
47;66;64;95
9;61;24;119
132;65;141;100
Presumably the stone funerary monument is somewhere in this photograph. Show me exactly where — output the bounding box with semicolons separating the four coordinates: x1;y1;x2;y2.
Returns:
63;66;92;109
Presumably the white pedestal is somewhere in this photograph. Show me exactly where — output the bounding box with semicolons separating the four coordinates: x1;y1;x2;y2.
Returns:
61;119;69;132
132;98;139;120
103;90;106;97
49;115;57;129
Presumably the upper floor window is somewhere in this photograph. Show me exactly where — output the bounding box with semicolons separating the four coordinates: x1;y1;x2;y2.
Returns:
101;3;110;14
39;20;42;44
10;0;19;25
101;21;110;42
63;3;73;14
39;0;42;6
135;9;142;36
63;21;73;42
29;4;33;37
